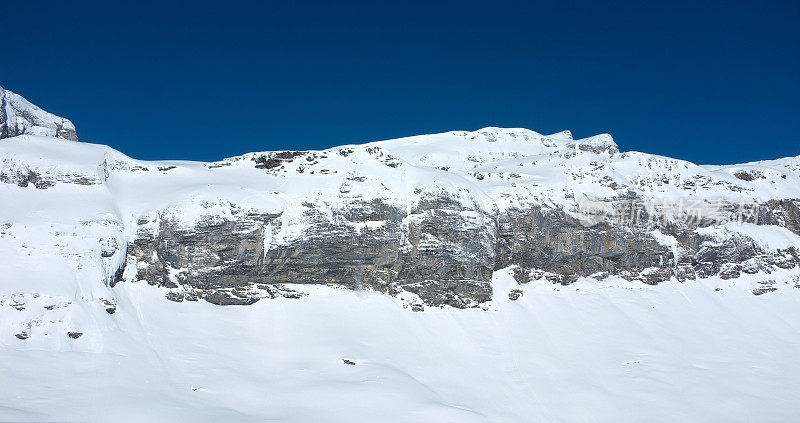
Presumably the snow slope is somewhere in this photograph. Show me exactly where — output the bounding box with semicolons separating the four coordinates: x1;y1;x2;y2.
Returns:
1;127;799;422
2;271;799;422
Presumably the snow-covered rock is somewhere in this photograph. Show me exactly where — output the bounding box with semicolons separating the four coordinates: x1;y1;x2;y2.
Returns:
1;126;798;307
0;86;77;140
1;95;799;422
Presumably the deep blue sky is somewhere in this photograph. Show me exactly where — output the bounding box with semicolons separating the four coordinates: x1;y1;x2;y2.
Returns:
1;0;798;163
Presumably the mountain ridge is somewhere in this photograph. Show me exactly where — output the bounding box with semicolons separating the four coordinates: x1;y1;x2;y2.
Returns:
2;88;799;423
2;123;798;308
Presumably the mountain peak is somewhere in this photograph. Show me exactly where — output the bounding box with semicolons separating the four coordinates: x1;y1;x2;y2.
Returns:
0;86;78;141
547;129;573;140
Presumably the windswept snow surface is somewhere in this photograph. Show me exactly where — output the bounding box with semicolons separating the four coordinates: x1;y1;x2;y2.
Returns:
2;272;799;422
1;129;800;422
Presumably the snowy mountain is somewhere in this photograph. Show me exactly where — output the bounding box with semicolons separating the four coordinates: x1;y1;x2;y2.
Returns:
1;94;799;422
0;86;77;141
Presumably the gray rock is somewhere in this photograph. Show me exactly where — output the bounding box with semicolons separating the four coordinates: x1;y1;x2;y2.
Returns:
129;191;496;308
99;298;117;314
122;193;800;308
753;280;778;296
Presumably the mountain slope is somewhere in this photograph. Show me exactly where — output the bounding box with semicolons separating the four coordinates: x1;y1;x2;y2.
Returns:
3;271;799;422
1;97;799;421
2;128;798;308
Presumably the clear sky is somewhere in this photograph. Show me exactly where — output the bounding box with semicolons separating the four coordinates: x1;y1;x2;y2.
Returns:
1;0;798;164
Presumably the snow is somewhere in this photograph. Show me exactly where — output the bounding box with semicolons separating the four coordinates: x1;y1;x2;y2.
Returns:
2;269;799;422
1;128;800;422
695;222;800;251
649;229;682;259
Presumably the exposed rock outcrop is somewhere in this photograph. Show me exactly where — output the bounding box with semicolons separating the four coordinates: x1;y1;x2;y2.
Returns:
2;124;798;309
127;179;800;308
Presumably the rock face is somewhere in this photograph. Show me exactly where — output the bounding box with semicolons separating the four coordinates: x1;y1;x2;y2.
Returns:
0;86;77;141
127;190;799;307
2;121;799;309
118;129;799;308
497;200;800;285
130;193;496;308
